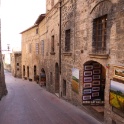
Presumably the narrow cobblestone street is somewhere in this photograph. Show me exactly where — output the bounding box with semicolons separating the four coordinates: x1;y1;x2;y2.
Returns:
0;71;102;124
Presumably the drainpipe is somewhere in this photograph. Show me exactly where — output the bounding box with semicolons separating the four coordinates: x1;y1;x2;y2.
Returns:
59;0;62;97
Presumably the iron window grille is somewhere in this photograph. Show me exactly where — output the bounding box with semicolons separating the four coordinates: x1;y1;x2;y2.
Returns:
65;29;71;52
92;15;107;53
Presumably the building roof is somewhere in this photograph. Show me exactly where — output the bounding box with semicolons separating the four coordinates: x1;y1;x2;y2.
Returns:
34;14;45;25
20;14;45;34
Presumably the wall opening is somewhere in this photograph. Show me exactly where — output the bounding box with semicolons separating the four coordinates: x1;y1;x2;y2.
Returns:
63;80;66;96
55;63;59;93
82;61;106;117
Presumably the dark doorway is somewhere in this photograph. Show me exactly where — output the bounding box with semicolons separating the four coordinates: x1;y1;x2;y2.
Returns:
55;63;59;93
23;65;25;77
27;66;29;78
63;80;66;96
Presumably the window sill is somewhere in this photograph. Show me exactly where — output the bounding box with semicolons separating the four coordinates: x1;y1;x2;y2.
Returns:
89;53;109;59
50;52;55;55
62;52;72;56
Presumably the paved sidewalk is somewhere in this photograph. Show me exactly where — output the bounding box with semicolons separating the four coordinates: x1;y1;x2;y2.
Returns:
0;71;102;124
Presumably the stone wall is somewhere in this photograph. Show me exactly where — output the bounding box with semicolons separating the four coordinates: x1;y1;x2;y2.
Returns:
61;0;124;123
45;2;60;92
21;25;40;81
11;52;22;78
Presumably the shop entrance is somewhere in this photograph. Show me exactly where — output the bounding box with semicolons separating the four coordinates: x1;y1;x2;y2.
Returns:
82;61;106;117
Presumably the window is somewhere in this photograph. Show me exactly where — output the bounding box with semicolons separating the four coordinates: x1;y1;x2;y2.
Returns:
17;63;19;66
93;15;107;51
65;29;71;51
36;43;39;54
36;28;38;34
51;35;54;53
41;40;44;56
29;43;32;53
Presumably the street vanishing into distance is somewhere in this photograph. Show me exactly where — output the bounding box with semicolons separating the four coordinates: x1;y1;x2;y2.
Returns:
0;71;101;124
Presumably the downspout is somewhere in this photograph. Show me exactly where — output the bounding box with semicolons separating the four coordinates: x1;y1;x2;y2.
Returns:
59;0;62;97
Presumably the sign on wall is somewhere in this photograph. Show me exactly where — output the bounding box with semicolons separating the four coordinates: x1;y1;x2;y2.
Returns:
72;68;79;93
110;80;124;112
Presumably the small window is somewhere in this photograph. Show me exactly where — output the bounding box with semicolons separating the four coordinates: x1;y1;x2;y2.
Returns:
36;28;38;34
41;40;44;56
65;29;71;52
93;15;107;51
17;63;19;66
17;68;19;71
51;35;54;53
36;43;39;54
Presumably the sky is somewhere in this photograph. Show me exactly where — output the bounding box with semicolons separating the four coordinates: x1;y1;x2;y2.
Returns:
1;0;46;52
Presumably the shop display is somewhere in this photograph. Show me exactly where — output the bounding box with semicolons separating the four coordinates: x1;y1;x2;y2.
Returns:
83;63;104;105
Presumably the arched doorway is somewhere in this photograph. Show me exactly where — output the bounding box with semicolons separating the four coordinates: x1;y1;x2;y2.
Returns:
55;63;59;94
27;66;29;78
34;65;37;81
23;65;25;77
82;61;106;116
40;68;46;87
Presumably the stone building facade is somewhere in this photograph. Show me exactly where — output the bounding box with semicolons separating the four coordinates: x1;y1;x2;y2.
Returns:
21;0;124;123
60;0;124;124
21;14;45;81
11;51;22;78
0;19;7;99
44;0;60;93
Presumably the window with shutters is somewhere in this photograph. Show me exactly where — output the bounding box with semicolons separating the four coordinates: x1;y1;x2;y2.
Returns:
41;40;44;56
36;43;39;54
51;35;55;53
65;29;70;52
92;15;107;53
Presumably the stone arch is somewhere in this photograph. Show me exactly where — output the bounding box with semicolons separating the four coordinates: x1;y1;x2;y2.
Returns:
82;60;106;107
90;0;112;17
